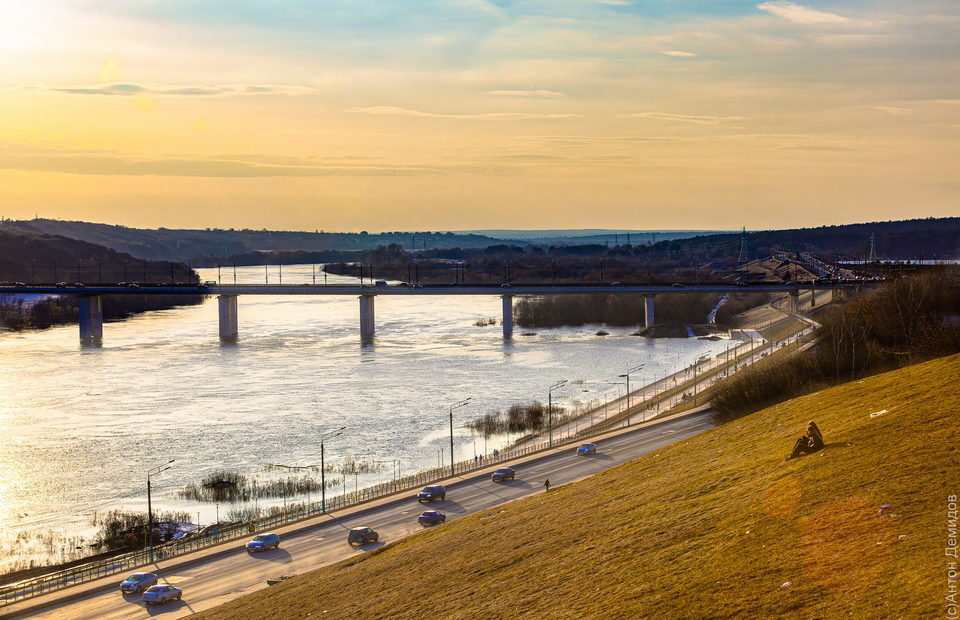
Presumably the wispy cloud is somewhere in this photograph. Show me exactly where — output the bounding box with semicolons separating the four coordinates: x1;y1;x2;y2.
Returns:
9;83;318;97
348;106;579;120
625;112;747;125
660;50;698;57
485;89;566;98
595;0;631;5
756;1;852;25
874;106;910;115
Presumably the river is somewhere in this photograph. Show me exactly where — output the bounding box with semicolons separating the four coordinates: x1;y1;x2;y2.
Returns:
0;264;731;572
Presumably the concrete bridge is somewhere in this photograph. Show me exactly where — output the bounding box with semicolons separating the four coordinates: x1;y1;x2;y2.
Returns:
2;282;867;343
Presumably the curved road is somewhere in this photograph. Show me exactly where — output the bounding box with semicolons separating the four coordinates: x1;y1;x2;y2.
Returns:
7;410;714;620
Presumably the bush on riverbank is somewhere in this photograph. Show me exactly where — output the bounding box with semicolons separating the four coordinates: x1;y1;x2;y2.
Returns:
178;469;342;503
92;509;193;550
467;401;570;437
514;293;742;329
712;268;960;421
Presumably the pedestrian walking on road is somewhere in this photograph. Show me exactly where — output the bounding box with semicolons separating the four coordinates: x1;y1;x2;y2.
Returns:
544;479;550;492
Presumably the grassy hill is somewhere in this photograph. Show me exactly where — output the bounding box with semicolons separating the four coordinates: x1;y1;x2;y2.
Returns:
197;354;960;619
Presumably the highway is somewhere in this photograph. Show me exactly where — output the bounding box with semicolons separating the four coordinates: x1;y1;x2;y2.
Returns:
5;410;715;620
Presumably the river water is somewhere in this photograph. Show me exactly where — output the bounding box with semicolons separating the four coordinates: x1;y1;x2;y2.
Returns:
0;265;730;571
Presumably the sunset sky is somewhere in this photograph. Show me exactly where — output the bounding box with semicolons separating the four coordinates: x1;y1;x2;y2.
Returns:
1;1;958;232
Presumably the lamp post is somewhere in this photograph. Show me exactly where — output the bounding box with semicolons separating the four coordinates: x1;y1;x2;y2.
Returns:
548;380;567;448
449;398;471;477
147;459;175;563
618;365;644;425
319;427;346;513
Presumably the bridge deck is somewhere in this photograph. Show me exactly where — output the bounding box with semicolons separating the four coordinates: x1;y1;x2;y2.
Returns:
1;283;870;296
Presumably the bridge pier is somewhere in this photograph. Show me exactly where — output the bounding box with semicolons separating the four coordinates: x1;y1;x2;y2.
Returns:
832;288;845;302
218;295;238;339
78;295;103;342
644;295;655;329
788;290;800;313
810;290;817;308
359;295;376;341
502;295;513;339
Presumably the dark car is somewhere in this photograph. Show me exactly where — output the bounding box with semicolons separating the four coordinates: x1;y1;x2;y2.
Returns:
119;572;159;594
417;485;446;502
417;511;446;526
245;532;280;552
347;526;379;545
491;467;515;482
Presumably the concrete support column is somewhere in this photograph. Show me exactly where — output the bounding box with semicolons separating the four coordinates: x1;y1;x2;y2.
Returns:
788;290;800;313
644;295;655;329
359;295;376;341
810;291;817;308
78;295;103;342
831;288;845;302
501;295;513;339
218;295;238;339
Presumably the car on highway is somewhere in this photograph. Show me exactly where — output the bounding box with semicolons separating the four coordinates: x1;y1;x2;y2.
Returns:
577;442;597;456
491;467;515;482
417;485;446;502
347;526;379;545
245;532;280;552
141;584;182;605
119;572;158;594
417;510;446;525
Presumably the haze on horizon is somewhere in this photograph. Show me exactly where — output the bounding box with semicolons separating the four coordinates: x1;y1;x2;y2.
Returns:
1;1;958;233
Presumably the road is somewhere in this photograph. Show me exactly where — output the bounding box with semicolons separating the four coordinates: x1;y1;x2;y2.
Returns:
7;411;714;620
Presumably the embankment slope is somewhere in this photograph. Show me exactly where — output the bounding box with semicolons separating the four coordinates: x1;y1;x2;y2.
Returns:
196;354;960;619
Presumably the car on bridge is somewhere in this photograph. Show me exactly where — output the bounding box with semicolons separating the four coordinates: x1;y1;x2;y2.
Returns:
347;526;379;545
141;584;182;605
491;467;515;482
576;442;597;456
119;572;158;594
417;485;446;502
417;510;446;525
245;532;280;552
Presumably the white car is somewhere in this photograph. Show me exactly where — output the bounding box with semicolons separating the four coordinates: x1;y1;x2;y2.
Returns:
141;584;182;605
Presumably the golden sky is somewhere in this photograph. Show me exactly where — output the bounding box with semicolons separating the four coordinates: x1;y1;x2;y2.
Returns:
0;1;958;231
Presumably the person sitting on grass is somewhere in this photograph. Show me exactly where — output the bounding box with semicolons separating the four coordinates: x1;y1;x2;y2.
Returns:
787;421;824;460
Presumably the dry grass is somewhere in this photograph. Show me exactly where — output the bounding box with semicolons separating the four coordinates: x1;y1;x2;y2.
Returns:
196;354;960;620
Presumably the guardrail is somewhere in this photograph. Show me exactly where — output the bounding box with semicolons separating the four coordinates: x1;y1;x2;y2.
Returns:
0;316;815;606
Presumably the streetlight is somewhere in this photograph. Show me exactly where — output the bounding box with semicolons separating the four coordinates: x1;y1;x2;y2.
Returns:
147;459;175;563
319;427;346;513
618;365;644;425
548;380;567;448
449;398;471;477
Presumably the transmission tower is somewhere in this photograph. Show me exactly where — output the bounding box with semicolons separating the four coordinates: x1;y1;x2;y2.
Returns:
868;233;877;261
737;227;749;264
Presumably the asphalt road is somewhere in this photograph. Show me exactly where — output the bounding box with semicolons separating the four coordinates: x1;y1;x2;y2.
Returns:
9;410;714;620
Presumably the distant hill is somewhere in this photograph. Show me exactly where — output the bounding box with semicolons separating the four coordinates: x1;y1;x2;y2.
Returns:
458;229;730;244
0;219;510;263
673;217;960;262
0;229;201;330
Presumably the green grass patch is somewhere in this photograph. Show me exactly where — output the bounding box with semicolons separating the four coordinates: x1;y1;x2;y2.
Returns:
196;354;960;620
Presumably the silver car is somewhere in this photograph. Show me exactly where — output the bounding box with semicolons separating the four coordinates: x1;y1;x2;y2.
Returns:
141;584;182;605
